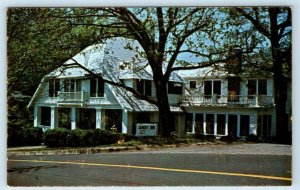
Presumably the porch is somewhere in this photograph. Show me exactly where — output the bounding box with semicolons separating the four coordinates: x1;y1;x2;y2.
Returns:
181;95;274;107
57;91;89;105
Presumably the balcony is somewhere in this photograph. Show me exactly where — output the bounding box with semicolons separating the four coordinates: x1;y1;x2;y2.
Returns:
181;95;274;107
57;91;88;105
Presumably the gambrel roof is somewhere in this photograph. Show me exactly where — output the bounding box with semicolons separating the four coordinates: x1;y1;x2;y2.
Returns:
28;37;184;112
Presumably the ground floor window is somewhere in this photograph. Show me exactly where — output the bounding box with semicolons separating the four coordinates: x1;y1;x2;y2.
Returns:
217;114;226;135
185;113;193;132
104;109;122;132
206;114;215;134
58;108;71;129
78;108;96;130
184;112;251;137
228;115;238;137
195;114;203;134
257;115;272;137
240;115;250;136
40;107;51;126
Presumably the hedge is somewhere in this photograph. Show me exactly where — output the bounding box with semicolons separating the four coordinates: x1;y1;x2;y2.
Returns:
7;126;44;147
43;128;124;147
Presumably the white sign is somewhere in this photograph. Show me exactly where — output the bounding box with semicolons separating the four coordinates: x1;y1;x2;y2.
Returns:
135;123;158;136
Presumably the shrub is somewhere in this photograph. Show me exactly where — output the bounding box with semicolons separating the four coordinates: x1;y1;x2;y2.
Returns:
66;129;87;147
7;125;44;147
21;127;44;146
247;134;259;142
44;128;70;147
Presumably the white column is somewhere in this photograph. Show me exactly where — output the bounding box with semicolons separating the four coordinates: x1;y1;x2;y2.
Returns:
122;109;128;134
96;108;102;129
50;107;58;129
192;113;196;134
33;106;40;127
71;107;76;130
214;114;217;135
203;114;207;134
237;114;241;137
225;114;229;136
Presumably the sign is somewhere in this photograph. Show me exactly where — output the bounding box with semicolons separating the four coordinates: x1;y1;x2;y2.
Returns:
135;123;158;136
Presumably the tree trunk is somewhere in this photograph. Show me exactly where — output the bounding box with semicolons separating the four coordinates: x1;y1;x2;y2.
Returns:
153;74;174;137
269;8;290;143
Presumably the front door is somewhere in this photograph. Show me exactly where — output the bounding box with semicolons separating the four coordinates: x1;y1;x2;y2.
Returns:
104;110;122;132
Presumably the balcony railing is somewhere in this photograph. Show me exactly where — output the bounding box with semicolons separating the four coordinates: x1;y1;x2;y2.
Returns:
181;95;274;107
58;91;88;103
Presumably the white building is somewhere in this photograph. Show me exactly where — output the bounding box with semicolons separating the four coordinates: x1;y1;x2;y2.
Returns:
178;67;276;139
28;38;185;136
28;37;283;139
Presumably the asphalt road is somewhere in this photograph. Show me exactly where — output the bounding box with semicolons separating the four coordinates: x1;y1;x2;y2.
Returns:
7;147;292;186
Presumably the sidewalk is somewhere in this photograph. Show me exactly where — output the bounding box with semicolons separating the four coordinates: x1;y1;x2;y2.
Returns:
7;143;292;156
7;145;139;156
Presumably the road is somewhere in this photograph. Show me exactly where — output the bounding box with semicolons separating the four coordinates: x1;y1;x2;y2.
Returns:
7;145;292;186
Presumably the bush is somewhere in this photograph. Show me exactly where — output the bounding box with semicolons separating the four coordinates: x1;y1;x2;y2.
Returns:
220;135;239;143
247;134;259;142
66;129;86;147
44;128;125;147
83;129;122;146
44;128;70;147
7;125;44;147
21;127;44;146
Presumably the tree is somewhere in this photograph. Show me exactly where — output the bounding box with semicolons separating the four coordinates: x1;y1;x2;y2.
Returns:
233;7;292;142
8;8;265;137
47;8;240;137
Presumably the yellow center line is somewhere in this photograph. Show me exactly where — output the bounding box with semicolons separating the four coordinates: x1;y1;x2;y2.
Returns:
8;159;291;181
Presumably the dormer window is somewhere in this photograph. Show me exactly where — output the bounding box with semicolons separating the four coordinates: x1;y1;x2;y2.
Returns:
49;78;60;97
136;79;152;96
90;78;104;97
189;81;196;89
168;82;183;94
204;80;221;97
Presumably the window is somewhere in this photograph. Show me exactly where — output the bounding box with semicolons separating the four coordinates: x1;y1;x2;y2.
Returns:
217;114;226;135
64;79;82;92
240;115;250;136
258;80;267;95
204;80;221;97
228;77;240;102
248;79;267;96
168;81;183;94
136;79;152;96
90;78;104;97
40;107;51;126
257;115;272;137
49;79;60;97
206;114;215;134
195;113;203;134
189;81;196;89
185;113;193;132
64;79;75;92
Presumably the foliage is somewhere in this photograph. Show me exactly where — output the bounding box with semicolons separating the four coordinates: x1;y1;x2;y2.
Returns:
44;128;123;147
7;126;43;147
44;128;70;147
65;129;86;147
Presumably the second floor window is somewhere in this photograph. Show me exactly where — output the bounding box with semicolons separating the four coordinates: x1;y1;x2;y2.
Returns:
49;78;60;97
189;81;196;89
248;79;267;96
168;81;183;94
64;79;81;92
90;78;104;97
136;79;152;96
204;80;221;97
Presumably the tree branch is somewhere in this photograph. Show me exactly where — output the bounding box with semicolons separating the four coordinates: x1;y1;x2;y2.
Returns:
67;59;158;105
